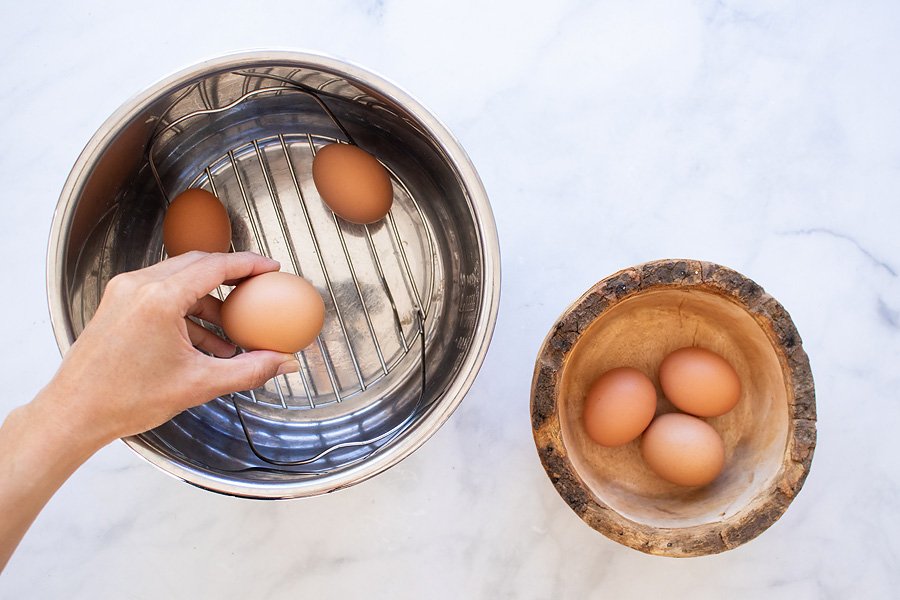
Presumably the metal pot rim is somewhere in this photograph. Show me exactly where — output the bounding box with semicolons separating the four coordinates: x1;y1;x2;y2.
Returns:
46;49;501;498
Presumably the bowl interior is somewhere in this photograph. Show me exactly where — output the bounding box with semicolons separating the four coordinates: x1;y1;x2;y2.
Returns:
559;288;789;528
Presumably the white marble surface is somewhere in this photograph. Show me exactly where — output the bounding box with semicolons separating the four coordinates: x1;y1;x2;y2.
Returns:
2;0;899;597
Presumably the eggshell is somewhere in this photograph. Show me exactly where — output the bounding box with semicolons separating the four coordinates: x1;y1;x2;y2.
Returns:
162;188;232;256
582;367;657;447
659;347;741;417
312;143;393;224
221;271;325;354
641;413;725;486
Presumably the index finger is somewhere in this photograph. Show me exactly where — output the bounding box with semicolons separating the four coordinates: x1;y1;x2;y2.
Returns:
167;252;281;308
111;251;209;285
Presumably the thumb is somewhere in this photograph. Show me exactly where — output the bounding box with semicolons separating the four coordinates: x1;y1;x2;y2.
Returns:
205;351;300;397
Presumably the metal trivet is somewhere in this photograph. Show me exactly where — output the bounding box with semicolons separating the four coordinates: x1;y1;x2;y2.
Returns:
146;71;433;469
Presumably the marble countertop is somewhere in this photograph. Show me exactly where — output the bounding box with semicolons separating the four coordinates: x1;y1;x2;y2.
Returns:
2;1;898;597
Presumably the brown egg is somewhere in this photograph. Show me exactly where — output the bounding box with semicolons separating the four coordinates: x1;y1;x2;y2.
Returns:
659;347;741;417
221;271;325;354
582;367;657;447
162;188;232;256
641;413;725;486
312;143;393;224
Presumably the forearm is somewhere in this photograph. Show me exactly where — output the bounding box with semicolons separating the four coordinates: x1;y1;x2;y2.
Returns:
0;384;107;572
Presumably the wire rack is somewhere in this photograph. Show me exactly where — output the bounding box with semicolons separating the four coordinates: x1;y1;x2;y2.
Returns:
146;72;436;467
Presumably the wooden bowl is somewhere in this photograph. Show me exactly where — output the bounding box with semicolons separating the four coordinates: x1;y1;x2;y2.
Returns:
530;260;816;557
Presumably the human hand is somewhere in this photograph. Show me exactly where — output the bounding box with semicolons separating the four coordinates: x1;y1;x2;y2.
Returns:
1;251;302;571
42;251;300;447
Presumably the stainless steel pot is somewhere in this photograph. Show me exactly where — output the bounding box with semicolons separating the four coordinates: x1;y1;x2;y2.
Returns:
46;51;501;498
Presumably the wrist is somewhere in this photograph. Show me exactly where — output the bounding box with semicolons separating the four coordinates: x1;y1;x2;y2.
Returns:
28;379;116;459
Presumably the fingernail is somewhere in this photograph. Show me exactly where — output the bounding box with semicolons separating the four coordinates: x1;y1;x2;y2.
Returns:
276;358;300;376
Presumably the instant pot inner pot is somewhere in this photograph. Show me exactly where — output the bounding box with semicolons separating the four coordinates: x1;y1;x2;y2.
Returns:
56;62;490;495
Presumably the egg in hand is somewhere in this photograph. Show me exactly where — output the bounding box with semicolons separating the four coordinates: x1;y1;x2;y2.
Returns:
221;271;325;354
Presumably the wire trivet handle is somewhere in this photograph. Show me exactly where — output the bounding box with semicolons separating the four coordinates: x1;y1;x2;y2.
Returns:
232;310;426;468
